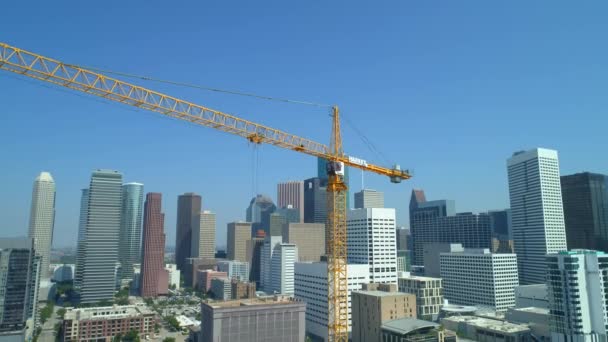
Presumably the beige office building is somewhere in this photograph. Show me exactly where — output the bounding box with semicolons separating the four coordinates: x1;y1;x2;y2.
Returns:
227;222;251;262
398;274;443;321
351;283;417;342
193;210;215;259
282;223;325;262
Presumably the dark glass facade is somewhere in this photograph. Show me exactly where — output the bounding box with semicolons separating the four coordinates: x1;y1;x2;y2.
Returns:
409;190;492;265
0;238;35;332
175;193;202;271
561;172;608;252
304;177;328;224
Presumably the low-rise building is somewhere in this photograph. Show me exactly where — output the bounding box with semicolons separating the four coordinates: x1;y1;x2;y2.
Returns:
441;316;532;342
217;260;249;281
165;264;181;290
351;283;417;342
381;318;457;342
506;307;550;341
231;280;256;300
185;258;217;288
398;274;443;321
200;296;306;342
514;284;548;308
196;270;227;292
210;277;231;300
62;305;158;342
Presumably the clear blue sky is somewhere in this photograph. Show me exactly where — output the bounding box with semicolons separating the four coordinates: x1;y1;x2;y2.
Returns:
1;1;607;248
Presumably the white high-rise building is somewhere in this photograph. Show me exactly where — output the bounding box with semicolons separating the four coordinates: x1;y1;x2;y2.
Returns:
547;250;608;342
507;148;567;284
165;264;180;290
193;210;215;259
294;262;370;341
217;260;250;282
260;235;282;290
269;243;297;295
354;189;384;209
28;172;56;278
347;208;397;284
440;248;519;311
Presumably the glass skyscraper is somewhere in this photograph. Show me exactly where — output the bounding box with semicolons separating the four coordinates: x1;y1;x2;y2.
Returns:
561;172;608;253
119;182;144;282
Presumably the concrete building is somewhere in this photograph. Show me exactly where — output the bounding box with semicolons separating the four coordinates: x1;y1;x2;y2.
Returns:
217;260;250;281
546;250;608;342
354;189;384;209
381;318;457;342
347;208;398;284
62;305;158;342
282;222;325;262
268;243;297;295
27;172;55;279
231;280;256;300
246;194;276;235
440;248;519;311
410;189;492;266
76;169;122;304
165;264;180;290
185;257;217;288
0;238;39;334
506;307;551;341
227;221;251;262
304;177;328;224
275;205;301;224
140;192;168;297
277;181;305;222
398;275;443;321
351;283;417;342
210;277;232;300
423;243;464;278
561;172;608;253
119;182;144;282
515;284;548;308
294;262;370;341
197;270;227;292
442;316;532;342
507;148;567;284
200;297;306;342
175;192;202;272
193;210;215;259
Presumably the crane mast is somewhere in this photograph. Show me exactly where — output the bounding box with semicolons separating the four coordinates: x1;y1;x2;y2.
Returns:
0;42;411;342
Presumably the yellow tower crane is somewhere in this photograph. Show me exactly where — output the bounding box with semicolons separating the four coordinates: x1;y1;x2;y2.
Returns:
0;42;411;341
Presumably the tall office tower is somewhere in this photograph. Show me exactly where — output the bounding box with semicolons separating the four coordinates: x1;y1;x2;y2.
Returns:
246;230;265;286
547;250;608;342
440;248;519;311
409;189;492;265
396;227;409;251
354;189;384;209
351;283;417;342
317;157;350;209
76;170;123;304
507;148;567;284
303;177;328;224
283;223;325;262
260;220;293;293
74;188;89;291
277;181;304;222
140;193;168;298
269;243;297;295
227;222;251;262
294;262;370;341
398;275;443;321
27;171;56;279
347;208;398;284
119;182;144;282
275;206;301;224
175;192;201;271
246;194;276;235
561;172;608;252
193;210;216;259
201;297;306;342
0;238;39;335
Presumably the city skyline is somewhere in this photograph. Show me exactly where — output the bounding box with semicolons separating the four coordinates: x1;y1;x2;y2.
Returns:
2;3;607;249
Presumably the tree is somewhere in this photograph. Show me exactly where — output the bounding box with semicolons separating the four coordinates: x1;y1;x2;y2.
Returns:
165;315;180;331
123;329;140;342
57;308;66;319
39;302;54;324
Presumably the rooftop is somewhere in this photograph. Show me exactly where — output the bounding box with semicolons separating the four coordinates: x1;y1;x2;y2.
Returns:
509;307;550;315
354;290;414;298
399;275;442;282
442;316;530;333
203;296;303;309
557;249;606;256
381;318;439;335
64;305;155;321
